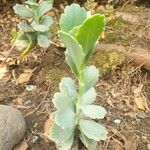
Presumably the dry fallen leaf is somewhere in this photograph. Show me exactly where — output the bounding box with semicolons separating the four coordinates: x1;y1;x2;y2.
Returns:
13;140;28;150
133;84;149;111
0;62;10;81
109;141;123;150
44;118;54;137
108;126;137;150
17;69;35;84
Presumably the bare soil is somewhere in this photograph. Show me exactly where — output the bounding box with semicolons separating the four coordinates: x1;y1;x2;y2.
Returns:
0;1;150;150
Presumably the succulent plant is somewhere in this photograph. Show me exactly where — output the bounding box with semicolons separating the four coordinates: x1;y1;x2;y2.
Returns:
12;0;53;57
49;4;108;150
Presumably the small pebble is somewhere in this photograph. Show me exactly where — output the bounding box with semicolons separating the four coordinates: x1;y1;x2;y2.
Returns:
114;119;121;124
26;85;37;91
32;135;38;143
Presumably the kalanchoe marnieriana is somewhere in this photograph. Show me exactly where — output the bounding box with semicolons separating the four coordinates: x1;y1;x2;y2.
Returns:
12;0;53;57
49;4;108;150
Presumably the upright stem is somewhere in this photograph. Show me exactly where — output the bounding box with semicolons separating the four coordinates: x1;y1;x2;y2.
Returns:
79;70;84;96
76;69;85;124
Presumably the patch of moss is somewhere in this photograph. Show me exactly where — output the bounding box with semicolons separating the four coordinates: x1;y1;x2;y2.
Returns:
44;68;69;92
104;18;124;42
105;31;121;43
91;50;124;75
108;18;124;29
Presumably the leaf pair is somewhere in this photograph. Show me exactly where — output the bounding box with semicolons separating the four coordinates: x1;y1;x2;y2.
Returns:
59;4;105;77
13;1;52;18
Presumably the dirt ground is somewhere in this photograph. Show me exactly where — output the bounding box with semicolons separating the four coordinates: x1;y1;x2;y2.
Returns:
0;1;150;150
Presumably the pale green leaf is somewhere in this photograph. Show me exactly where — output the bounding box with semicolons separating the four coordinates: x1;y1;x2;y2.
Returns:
27;0;37;2
13;4;33;17
59;31;84;70
55;108;76;129
84;66;99;91
41;16;53;27
75;14;105;63
59;77;78;101
37;34;50;48
58;135;74;150
50;124;74;143
65;51;79;77
11;28;18;38
81;87;97;105
79;119;108;141
38;1;52;17
79;132;97;150
69;26;80;37
81;105;107;119
25;1;38;6
33;24;49;32
52;92;75;111
60;3;87;32
17;22;34;32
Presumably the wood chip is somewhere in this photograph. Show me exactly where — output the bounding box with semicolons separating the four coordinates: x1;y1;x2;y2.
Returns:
13;140;28;150
0;62;10;81
17;69;35;84
133;84;149;111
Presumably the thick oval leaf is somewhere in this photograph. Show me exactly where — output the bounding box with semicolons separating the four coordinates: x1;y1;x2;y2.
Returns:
59;31;84;70
60;3;87;32
52;92;75;111
50;124;74;143
41;16;53;27
84;66;99;91
17;22;34;32
13;4;33;17
39;1;52;17
59;77;78;101
79;132;97;150
37;34;50;48
81;105;107;119
33;24;49;32
79;119;108;141
55;108;76;129
58;135;74;150
75;14;105;63
81;87;97;105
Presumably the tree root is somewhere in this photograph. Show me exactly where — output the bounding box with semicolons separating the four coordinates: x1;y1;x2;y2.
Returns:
115;12;140;25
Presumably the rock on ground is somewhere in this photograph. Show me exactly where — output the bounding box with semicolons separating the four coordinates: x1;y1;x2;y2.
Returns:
0;105;26;150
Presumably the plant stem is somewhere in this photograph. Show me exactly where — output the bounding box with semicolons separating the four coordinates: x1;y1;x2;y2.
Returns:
79;70;84;96
76;70;85;124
